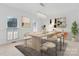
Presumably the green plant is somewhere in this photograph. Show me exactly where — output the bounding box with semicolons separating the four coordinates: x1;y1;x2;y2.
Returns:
71;21;78;38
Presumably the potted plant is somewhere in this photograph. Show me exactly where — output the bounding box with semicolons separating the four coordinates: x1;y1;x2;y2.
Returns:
71;21;78;40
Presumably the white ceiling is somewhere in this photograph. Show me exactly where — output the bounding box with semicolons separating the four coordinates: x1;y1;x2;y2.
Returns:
1;3;79;17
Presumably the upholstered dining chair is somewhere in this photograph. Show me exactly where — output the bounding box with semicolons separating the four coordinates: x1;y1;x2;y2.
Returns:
40;41;57;56
40;36;58;56
47;33;64;51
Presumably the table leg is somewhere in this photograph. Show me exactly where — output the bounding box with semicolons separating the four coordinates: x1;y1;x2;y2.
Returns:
31;36;41;52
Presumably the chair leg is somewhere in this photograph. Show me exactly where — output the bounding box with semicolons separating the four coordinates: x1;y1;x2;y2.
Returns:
40;50;48;56
56;45;57;56
60;37;62;51
55;40;57;56
63;36;64;46
40;50;42;56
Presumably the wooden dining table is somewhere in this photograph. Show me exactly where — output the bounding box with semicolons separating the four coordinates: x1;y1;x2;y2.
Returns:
27;31;63;52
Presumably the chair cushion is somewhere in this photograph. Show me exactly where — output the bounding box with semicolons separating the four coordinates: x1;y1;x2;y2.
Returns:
41;45;48;51
41;42;56;51
42;36;47;40
47;35;57;41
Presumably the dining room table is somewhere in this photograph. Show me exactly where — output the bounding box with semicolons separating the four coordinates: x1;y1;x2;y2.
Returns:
28;31;64;52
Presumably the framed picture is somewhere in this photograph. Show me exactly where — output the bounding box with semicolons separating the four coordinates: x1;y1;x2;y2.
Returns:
55;17;66;28
21;16;31;28
7;17;17;28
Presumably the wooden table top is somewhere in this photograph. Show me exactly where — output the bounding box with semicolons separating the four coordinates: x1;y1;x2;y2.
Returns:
29;31;62;37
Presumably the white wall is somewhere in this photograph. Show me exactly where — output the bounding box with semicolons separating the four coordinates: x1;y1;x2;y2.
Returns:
0;4;79;44
0;4;53;44
0;5;37;44
61;10;79;32
37;9;79;40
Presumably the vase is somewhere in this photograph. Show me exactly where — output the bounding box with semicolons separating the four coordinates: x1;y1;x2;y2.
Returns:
72;36;78;41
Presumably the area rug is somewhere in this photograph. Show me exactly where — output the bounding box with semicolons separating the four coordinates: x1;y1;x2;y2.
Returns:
15;43;67;56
